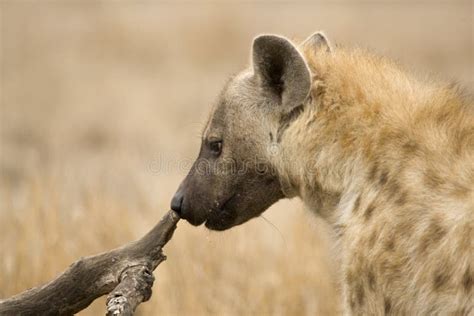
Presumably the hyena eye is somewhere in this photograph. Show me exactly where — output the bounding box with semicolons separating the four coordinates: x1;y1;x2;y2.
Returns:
209;140;223;156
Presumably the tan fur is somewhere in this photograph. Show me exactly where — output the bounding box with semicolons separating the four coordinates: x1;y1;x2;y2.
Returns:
273;44;474;314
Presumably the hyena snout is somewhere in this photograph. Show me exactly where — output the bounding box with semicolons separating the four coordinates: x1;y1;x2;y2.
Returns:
170;176;208;226
170;160;232;227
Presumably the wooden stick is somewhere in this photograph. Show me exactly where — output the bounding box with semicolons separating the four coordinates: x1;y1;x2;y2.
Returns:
0;210;180;316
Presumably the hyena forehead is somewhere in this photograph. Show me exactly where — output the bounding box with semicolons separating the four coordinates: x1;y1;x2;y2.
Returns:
224;70;260;108
204;71;267;138
223;69;284;121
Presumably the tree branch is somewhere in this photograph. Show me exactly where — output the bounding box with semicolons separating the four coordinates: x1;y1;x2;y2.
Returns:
0;210;180;316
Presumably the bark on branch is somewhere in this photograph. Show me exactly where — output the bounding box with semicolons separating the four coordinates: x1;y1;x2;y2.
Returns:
0;210;180;316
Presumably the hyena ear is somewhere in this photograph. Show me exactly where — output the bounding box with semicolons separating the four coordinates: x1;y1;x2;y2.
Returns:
252;35;311;112
302;31;332;52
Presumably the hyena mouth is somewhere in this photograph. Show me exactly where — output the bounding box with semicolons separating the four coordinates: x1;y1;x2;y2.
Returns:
205;194;237;231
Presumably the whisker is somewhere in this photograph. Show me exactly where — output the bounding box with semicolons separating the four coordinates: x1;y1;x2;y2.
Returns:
260;215;287;249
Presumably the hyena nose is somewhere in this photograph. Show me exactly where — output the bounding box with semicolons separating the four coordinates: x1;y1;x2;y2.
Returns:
170;190;184;215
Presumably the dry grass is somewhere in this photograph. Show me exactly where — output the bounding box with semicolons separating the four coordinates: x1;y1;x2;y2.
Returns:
0;1;471;315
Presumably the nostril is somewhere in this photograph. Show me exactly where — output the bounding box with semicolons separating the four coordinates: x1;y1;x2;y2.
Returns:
170;191;184;214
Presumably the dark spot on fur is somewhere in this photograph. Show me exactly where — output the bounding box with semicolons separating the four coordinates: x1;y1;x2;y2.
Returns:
312;77;327;101
349;296;356;310
452;183;469;198
453;308;468;316
433;271;449;291
384;297;392;314
353;195;361;214
368;163;378;182
356;283;365;305
385;239;395;251
269;132;274;142
459;224;472;253
423;170;445;189
402;140;419;155
364;202;376;221
397;217;415;236
367;268;376;291
395;191;408;206
462;268;472;293
436;108;451;125
454;127;473;156
386;179;400;196
346;269;354;284
418;218;447;255
346;271;360;310
334;223;346;238
379;171;389;186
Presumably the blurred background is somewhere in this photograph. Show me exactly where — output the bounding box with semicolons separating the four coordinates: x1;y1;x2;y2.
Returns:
0;1;472;315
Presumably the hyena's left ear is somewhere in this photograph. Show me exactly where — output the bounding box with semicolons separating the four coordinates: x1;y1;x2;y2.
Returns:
302;31;332;53
252;35;311;112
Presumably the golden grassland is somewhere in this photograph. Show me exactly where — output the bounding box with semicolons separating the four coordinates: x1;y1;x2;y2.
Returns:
0;2;471;315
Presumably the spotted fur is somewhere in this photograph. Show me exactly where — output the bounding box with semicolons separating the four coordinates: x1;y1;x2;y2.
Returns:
270;34;474;315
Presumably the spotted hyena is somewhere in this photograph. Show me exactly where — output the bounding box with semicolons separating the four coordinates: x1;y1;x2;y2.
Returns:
171;32;473;314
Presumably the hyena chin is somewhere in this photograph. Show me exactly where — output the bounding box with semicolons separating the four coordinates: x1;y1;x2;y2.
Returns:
171;32;473;314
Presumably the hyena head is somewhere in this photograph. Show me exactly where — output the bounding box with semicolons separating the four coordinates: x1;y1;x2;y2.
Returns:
171;33;329;230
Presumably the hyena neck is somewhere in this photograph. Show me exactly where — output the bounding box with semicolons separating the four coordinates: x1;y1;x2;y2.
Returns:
275;99;364;221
